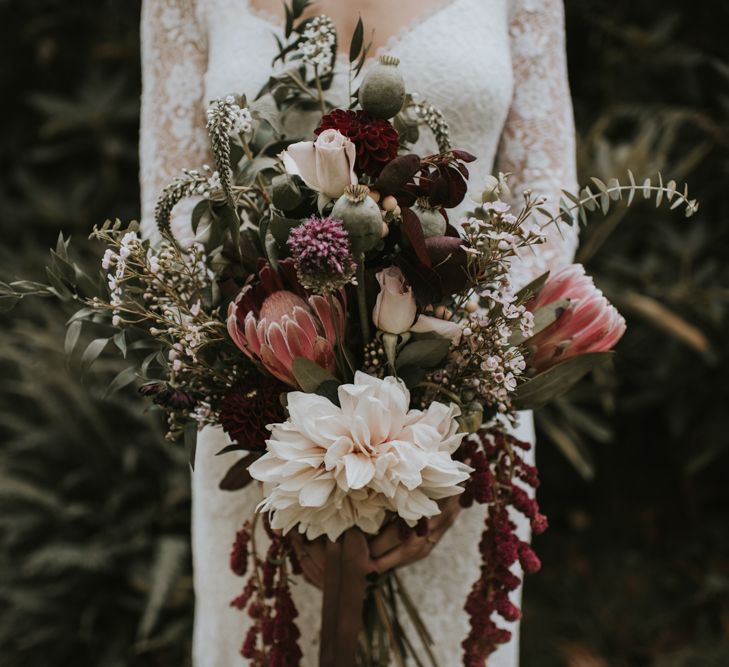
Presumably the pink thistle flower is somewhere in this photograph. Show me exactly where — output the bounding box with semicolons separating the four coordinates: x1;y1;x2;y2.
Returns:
526;264;626;371
287;216;356;293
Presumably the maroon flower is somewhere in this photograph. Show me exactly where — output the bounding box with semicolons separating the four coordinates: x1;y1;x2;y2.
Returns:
219;376;288;451
315;109;399;178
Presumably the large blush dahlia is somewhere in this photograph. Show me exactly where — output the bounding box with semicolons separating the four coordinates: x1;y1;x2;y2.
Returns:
249;372;472;541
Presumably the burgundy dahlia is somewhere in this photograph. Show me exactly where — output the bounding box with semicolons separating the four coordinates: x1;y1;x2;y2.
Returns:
219;376;287;451
315;109;399;178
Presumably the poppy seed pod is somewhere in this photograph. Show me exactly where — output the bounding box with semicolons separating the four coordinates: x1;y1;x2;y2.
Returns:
359;55;407;120
412;197;447;238
331;184;384;254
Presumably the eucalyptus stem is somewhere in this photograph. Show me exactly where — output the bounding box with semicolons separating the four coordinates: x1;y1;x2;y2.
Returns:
356;254;371;344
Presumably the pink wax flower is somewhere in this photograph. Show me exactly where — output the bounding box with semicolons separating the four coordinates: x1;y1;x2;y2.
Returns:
525;264;626;371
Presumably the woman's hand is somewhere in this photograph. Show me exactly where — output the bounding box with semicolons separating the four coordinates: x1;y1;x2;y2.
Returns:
289;532;328;590
287;495;462;588
368;496;462;573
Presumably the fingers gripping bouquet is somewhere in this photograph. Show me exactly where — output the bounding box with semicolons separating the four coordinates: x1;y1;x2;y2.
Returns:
9;2;698;665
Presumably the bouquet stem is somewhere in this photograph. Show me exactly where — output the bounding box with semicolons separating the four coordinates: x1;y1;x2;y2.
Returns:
356;254;371;344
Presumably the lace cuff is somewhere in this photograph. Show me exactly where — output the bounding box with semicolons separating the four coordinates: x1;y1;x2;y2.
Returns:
139;0;212;244
498;0;579;288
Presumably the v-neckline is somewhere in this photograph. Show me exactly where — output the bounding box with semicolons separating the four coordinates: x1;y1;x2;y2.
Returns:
244;0;464;63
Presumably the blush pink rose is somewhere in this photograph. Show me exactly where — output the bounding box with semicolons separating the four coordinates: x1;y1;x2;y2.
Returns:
280;129;357;199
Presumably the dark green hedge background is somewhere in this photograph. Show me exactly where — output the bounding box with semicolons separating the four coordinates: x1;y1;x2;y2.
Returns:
1;1;727;665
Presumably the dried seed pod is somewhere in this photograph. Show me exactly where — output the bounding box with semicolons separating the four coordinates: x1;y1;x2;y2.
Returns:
331;184;383;254
359;55;406;120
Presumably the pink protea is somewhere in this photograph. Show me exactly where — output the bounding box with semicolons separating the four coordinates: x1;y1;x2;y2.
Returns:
525;264;626;372
227;262;345;387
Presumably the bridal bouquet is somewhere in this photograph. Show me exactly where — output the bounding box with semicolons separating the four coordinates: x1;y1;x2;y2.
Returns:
4;2;698;665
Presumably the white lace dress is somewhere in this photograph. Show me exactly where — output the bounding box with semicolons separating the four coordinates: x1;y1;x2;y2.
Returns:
139;0;578;664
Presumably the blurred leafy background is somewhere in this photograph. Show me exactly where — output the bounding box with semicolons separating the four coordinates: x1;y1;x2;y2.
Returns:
0;1;727;665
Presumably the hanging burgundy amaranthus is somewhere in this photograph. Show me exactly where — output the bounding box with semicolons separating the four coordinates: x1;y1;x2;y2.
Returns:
230;518;303;666
457;429;548;665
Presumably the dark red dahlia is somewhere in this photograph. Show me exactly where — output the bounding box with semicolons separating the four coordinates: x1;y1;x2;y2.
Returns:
219;376;287;451
315;109;399;178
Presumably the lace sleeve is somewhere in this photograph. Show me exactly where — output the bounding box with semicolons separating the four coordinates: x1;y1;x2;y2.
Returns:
140;0;212;244
497;0;579;289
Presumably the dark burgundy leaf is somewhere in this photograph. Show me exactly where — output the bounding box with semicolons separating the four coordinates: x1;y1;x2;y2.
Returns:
450;149;477;163
373;154;421;195
425;236;470;295
401;207;431;267
429;167;468;208
219;452;262;491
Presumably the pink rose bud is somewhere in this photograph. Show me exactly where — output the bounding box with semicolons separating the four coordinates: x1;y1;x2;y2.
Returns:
372;267;417;335
526;264;626;372
279;129;357;199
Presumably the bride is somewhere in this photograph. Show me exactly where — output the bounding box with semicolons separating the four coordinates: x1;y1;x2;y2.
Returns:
139;0;578;664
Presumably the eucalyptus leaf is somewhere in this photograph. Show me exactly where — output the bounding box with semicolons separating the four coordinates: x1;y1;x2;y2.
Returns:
514;352;614;410
291;357;339;393
395;337;451;370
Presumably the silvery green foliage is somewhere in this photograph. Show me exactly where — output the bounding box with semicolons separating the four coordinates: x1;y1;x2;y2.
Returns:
542;170;699;230
411;98;452;153
154;167;221;241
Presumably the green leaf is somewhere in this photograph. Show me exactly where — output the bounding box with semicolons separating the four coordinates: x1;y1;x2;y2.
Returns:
0;293;20;312
515;271;550;302
250;94;284;134
137;537;187;640
64;320;82;357
537;412;595;481
269;212;302;245
104;366;138;398
67;307;96;324
349;16;364;62
315;379;341;406
191;200;209;235
511;299;570;345
291;357;339;393
395;337;451;370
113;331;127;358
397;365;427;388
514;352;614;410
81;337;109;374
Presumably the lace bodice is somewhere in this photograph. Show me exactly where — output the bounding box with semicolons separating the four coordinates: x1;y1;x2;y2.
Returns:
140;0;578;287
139;1;577;665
